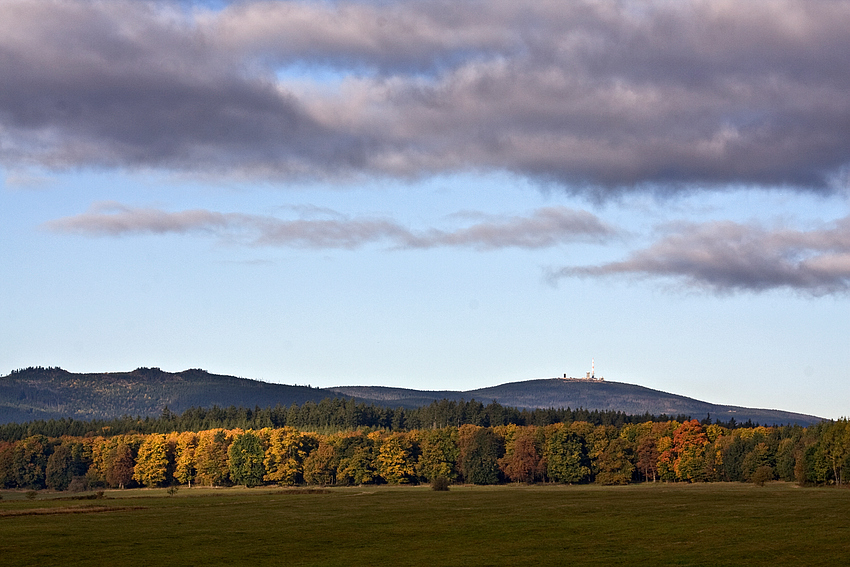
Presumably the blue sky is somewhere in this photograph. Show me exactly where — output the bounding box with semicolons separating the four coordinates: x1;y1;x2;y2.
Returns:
1;0;848;419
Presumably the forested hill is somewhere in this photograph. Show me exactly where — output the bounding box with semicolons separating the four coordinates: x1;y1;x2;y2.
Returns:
0;367;345;424
0;367;823;426
330;379;823;427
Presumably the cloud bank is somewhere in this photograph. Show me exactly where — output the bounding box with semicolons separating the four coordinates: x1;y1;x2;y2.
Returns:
45;203;616;250
3;0;850;194
552;217;850;295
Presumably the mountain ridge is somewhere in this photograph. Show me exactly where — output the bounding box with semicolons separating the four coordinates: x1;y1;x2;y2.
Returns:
329;378;822;426
0;367;824;426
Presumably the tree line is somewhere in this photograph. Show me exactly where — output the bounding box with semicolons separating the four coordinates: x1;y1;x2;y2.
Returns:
1;418;848;491
0;398;704;442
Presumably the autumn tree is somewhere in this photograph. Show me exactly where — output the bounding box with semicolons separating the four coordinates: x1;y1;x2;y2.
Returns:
585;425;619;477
195;430;233;486
544;425;590;484
263;427;314;486
498;427;544;483
594;437;635;485
636;435;659;482
819;419;850;485
303;441;337;485
82;437;107;487
377;433;418;484
415;428;459;483
134;433;170;487
658;420;710;482
12;435;50;489
105;441;136;489
174;432;199;487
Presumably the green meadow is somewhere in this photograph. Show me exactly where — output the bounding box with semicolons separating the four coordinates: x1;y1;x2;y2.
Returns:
1;483;848;566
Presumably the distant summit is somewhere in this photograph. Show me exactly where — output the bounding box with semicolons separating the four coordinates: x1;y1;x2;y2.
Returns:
0;366;343;424
0;366;824;426
329;379;823;426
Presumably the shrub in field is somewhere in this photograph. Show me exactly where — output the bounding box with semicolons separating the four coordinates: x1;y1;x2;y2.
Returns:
432;476;450;491
751;465;774;487
68;476;88;493
25;490;37;500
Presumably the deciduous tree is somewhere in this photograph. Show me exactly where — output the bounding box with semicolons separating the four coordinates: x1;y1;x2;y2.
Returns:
174;432;199;487
458;425;503;485
105;441;136;489
498;427;544;483
594;437;635;485
377;433;417;484
228;431;266;487
13;435;49;489
334;431;378;485
134;433;170;487
0;442;14;488
263;427;312;486
819;419;850;485
545;425;590;484
195;430;232;486
415;428;459;483
45;443;74;491
636;435;659;482
303;441;337;485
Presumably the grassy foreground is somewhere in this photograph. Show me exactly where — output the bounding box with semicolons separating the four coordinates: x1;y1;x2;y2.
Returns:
1;482;848;566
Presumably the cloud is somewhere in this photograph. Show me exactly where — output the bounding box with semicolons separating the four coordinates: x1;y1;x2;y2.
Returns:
45;203;615;250
551;216;850;295
3;170;55;190
405;208;615;249
2;1;850;194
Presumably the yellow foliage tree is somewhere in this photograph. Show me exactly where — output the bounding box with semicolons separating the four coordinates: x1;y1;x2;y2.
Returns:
133;433;169;487
174;432;199;487
263;427;311;485
377;433;417;484
194;429;233;486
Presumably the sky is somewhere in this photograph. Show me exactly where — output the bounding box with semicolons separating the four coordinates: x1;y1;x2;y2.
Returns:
1;0;848;419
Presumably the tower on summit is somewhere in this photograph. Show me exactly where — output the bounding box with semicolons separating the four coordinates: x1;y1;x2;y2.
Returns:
562;359;604;381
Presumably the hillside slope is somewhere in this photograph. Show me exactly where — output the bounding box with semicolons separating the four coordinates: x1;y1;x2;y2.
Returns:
330;379;823;426
0;367;342;423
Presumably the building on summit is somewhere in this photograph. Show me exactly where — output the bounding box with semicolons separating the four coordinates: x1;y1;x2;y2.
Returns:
562;359;604;382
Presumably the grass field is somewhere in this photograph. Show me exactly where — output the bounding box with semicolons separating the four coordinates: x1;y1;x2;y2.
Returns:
1;482;848;566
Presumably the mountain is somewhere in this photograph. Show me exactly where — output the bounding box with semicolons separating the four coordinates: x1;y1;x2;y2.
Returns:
0;366;345;423
0;367;824;426
329;379;824;426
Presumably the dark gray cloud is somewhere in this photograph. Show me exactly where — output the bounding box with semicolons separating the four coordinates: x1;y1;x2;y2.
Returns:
552;217;850;295
45;203;615;250
3;0;850;193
